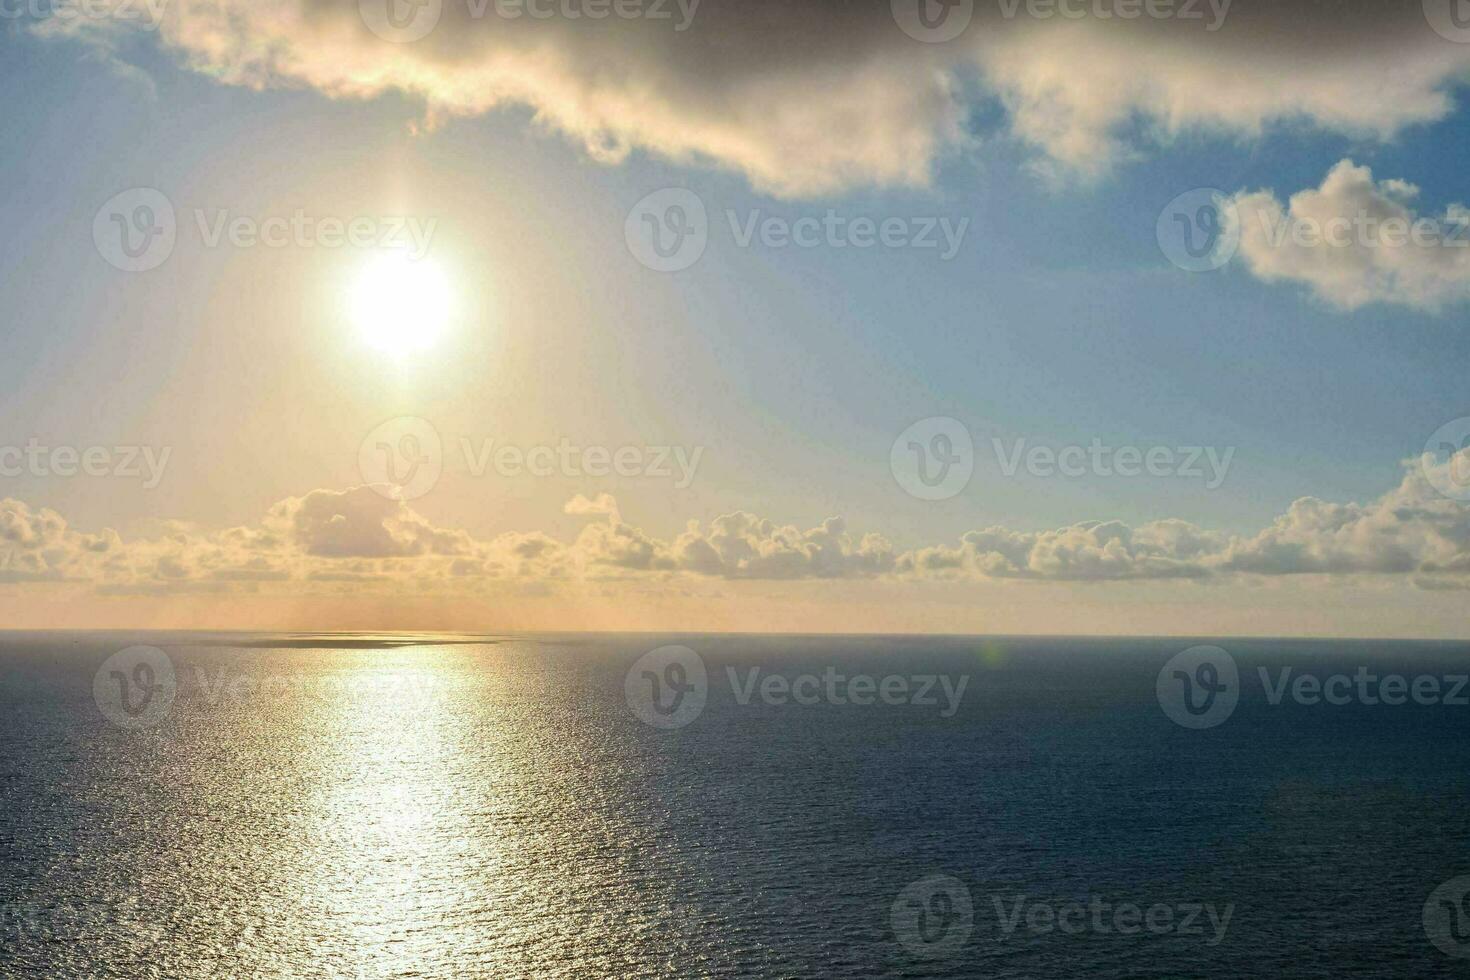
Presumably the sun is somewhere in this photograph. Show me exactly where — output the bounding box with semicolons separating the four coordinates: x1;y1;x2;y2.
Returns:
350;252;452;356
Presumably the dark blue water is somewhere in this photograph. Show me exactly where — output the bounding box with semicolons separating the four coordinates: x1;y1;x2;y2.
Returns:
1;632;1468;977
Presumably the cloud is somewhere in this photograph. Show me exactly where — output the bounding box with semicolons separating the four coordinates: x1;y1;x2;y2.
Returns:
899;450;1470;582
5;450;1470;597
0;498;117;582
564;492;620;519
669;512;897;579
969;9;1464;180
559;502;898;578
39;1;1470;195
1229;160;1470;311
269;486;474;558
1219;452;1470;574
109;0;966;197
901;518;1224;581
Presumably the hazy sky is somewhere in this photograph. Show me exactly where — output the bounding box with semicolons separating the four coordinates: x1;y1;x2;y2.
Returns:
3;0;1470;634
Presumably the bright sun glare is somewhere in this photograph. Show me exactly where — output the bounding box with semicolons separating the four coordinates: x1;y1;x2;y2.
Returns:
350;252;452;356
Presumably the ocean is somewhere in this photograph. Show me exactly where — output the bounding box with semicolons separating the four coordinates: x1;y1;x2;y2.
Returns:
1;632;1468;977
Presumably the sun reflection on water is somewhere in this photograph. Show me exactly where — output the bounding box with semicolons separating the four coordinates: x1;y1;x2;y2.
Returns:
290;645;505;975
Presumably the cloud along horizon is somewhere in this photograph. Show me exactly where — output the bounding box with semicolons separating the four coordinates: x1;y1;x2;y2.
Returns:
4;449;1469;596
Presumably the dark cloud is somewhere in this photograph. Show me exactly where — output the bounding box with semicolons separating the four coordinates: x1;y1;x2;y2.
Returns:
41;0;1470;194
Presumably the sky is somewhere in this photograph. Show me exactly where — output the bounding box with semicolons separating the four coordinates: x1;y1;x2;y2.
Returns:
2;0;1470;635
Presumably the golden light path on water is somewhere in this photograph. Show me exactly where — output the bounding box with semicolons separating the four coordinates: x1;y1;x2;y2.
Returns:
293;644;500;975
115;638;696;978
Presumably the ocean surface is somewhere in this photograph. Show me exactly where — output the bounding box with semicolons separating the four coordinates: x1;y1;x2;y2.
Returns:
2;632;1469;978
